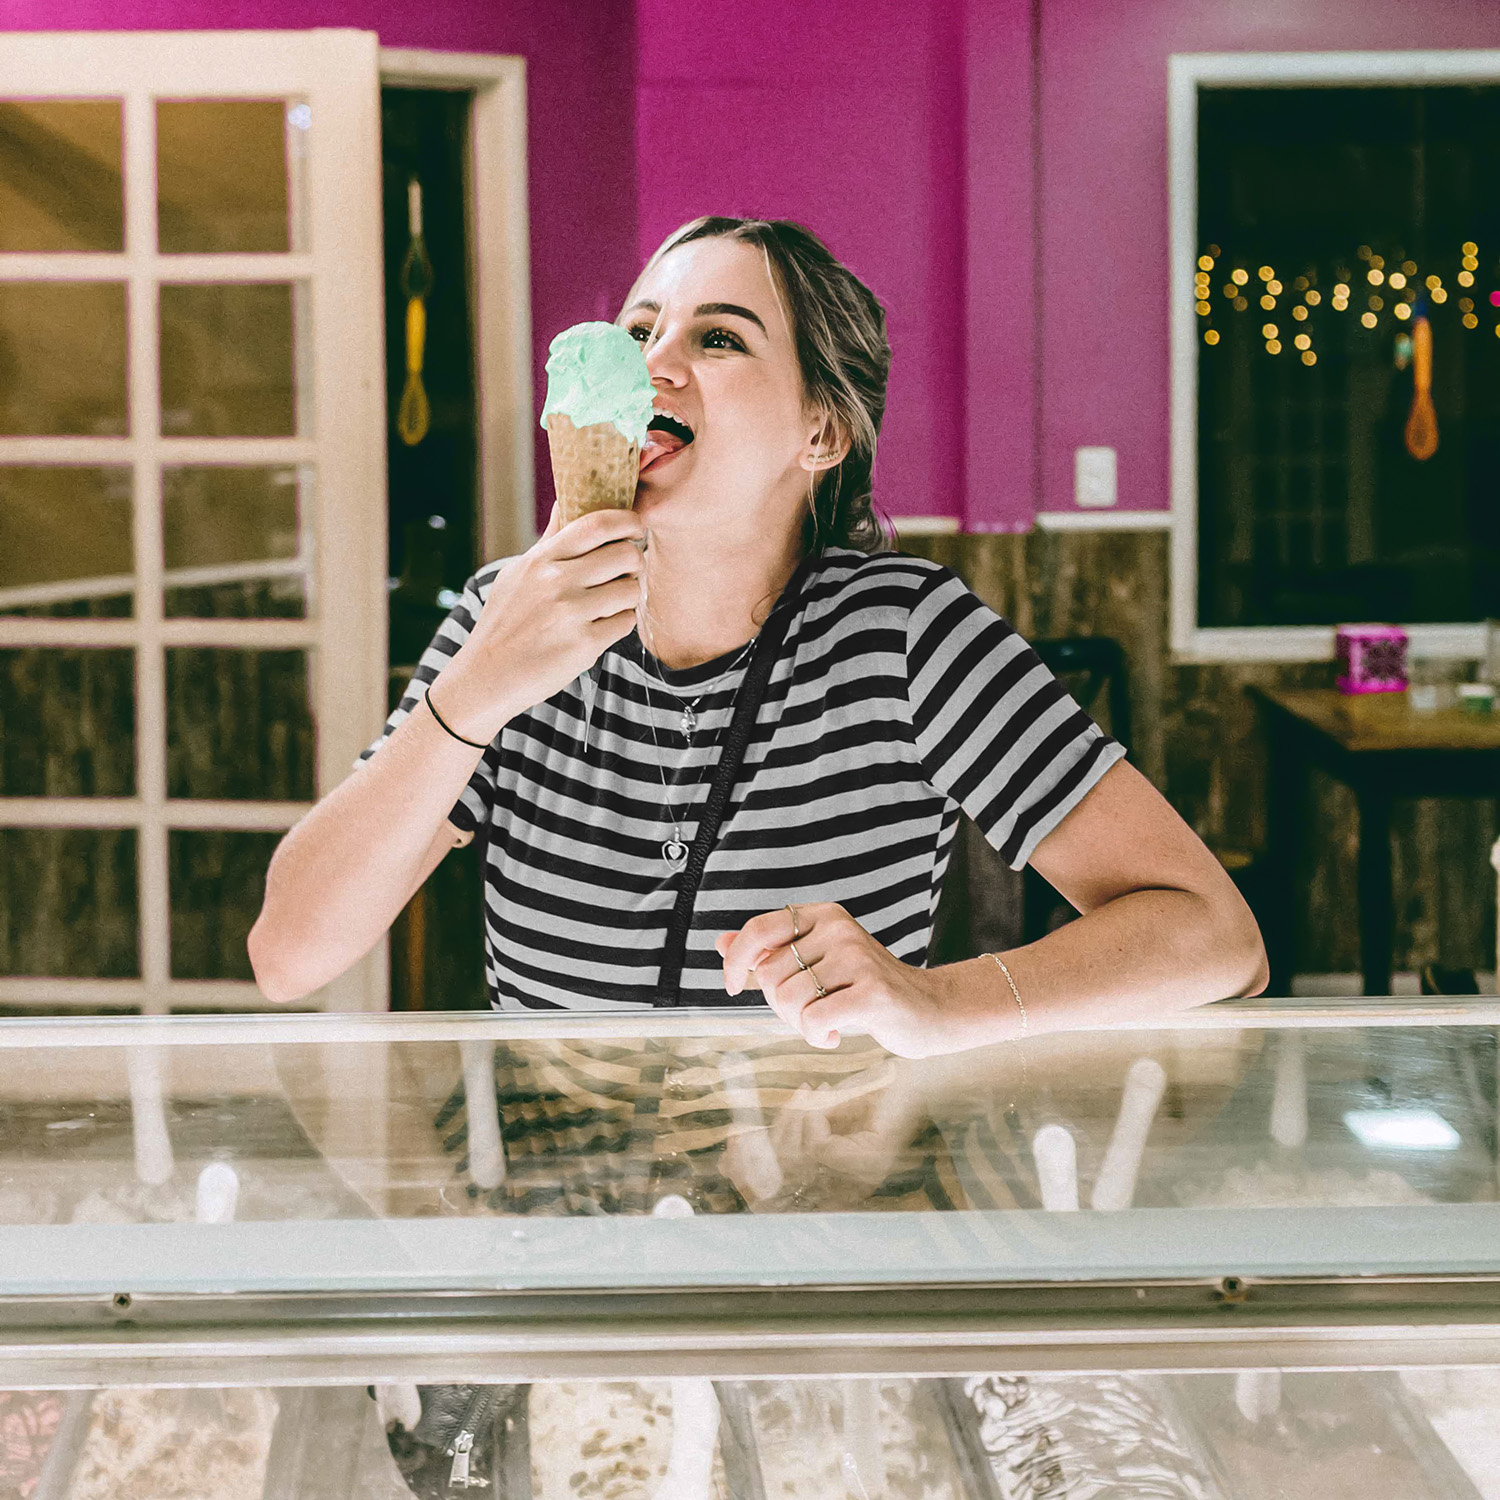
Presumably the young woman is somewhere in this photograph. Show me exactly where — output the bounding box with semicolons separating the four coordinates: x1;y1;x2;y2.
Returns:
249;217;1266;1056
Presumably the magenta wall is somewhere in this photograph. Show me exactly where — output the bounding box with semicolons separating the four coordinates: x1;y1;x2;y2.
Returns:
15;3;1500;531
0;0;639;526
1038;0;1500;516
636;0;971;528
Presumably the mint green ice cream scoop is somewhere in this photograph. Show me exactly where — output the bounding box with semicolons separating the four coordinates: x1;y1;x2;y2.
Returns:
540;321;655;447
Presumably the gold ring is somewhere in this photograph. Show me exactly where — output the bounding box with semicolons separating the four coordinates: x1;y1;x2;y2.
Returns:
789;941;828;998
785;903;800;940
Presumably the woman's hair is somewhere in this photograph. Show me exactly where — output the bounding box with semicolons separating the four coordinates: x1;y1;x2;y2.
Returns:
632;216;894;555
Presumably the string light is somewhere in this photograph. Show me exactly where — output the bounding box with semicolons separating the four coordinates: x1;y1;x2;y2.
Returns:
1292;305;1308;321
1462;255;1479;271
1357;245;1372;260
1432;287;1448;304
1222;282;1238;297
1233;296;1248;311
1267;279;1283;295
1402;260;1417;276
1370;254;1385;270
1425;274;1442;290
1361;311;1377;328
1196;300;1211;314
1460;297;1474;312
1394;302;1411;320
1334;282;1350;297
1462;240;1478;256
1301;350;1317;365
1294;333;1311;350
1262;322;1279;338
1266;338;1282;353
1368;268;1385;285
1458;270;1475;286
1204;328;1220;345
1306;289;1322;306
1258;265;1274;281
1293;275;1309;291
1463;312;1479;329
1206;243;1221;258
1260;294;1276;310
1388;272;1407;289
1368;295;1384;310
1231;268;1249;285
1197;254;1214;271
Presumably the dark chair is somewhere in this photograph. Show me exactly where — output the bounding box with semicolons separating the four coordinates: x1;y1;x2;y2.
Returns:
928;635;1132;964
1022;637;1132;944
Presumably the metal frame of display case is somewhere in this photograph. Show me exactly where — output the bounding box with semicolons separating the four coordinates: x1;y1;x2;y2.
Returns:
1;1000;1499;1385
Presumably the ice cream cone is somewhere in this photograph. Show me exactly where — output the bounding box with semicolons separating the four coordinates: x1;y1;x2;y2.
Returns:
546;411;640;525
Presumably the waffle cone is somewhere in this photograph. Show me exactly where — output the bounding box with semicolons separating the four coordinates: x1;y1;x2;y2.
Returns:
545;413;640;525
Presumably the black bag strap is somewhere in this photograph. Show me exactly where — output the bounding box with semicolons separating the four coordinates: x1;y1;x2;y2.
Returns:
656;555;816;1005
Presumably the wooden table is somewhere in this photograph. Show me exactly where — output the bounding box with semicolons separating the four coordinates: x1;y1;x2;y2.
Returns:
1252;686;1500;995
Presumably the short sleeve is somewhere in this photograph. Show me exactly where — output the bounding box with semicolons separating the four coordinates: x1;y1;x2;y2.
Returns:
904;566;1125;869
355;561;509;835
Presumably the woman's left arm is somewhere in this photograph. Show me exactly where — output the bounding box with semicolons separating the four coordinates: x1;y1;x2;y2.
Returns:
717;760;1267;1057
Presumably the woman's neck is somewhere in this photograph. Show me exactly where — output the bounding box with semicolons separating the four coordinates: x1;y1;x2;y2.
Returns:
636;524;804;670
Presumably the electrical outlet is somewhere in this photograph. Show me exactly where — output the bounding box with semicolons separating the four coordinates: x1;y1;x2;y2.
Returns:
1074;446;1118;508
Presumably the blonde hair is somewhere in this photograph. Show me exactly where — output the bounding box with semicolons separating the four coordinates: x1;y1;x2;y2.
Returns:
630;216;895;555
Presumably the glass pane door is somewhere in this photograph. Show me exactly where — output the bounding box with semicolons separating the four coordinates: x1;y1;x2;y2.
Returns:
0;33;388;1012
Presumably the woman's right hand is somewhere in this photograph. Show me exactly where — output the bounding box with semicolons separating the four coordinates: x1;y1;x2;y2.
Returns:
433;502;646;742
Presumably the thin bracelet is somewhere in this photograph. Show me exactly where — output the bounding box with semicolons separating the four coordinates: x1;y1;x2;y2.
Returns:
988;953;1029;1036
425;684;489;750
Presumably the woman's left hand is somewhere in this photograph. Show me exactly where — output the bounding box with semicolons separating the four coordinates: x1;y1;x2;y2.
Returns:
715;903;957;1058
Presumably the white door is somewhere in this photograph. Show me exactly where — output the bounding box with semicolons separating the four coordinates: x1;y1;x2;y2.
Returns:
0;31;389;1012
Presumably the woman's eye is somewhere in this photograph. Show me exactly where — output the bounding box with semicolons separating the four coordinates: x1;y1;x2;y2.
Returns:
702;328;745;351
626;324;652;344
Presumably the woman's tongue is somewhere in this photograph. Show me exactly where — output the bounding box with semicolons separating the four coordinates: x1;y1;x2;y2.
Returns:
640;428;688;470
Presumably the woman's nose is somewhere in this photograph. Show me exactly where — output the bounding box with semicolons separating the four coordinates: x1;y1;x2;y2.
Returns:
644;331;688;386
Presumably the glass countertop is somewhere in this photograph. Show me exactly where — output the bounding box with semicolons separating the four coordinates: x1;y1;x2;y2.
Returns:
1;1000;1497;1299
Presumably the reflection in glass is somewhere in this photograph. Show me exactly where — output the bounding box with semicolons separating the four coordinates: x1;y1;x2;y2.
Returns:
169;829;281;980
0;827;137;977
165;648;313;800
0;100;123;252
163;465;307;619
156;100;291;254
0;283;128;436
159;283;297;437
0;467;132;616
0;647;135;795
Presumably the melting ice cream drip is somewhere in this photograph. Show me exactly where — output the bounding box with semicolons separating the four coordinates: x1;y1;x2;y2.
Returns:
651;1195;721;1500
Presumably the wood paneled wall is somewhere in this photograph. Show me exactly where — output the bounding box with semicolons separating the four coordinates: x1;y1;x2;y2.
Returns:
903;528;1498;976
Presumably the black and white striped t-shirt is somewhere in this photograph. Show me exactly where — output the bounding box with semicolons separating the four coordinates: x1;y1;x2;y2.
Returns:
362;546;1125;1011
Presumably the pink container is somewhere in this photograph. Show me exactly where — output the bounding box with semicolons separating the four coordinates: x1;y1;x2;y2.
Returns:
1336;623;1409;694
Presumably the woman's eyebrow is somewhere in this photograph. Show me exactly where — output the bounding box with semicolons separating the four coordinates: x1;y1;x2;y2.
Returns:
694;302;767;335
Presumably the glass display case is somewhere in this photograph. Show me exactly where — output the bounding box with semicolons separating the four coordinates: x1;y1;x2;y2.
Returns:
2;997;1499;1498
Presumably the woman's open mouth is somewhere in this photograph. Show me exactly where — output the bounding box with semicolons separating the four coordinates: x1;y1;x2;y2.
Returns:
640;412;694;474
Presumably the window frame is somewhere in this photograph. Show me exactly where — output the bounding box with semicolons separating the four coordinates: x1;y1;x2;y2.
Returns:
1168;49;1500;663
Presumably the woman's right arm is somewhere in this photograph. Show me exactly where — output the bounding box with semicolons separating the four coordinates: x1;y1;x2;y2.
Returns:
248;505;647;1003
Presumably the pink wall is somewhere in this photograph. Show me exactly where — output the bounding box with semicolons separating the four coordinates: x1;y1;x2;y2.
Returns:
1039;0;1500;516
636;0;1030;530
0;0;640;527
16;2;1500;531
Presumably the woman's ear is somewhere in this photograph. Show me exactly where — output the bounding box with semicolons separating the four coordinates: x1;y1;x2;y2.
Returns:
800;413;849;473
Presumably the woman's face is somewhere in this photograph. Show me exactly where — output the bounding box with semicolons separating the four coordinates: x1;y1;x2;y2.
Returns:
619;237;826;541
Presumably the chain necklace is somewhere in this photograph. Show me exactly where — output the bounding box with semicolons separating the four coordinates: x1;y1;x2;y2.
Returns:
637;577;758;873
